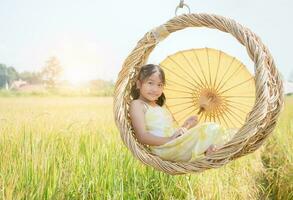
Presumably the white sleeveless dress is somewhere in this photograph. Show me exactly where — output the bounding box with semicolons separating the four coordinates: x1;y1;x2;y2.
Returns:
143;103;237;162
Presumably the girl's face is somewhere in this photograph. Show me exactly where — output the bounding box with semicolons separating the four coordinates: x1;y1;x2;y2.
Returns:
137;71;164;103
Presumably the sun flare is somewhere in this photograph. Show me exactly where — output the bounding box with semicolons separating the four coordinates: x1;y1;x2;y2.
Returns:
61;69;93;86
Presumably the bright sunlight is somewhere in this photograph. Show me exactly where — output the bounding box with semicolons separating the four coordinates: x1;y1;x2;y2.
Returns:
61;69;95;85
51;37;107;85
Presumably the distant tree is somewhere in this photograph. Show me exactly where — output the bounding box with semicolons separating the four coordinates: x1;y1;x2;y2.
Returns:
0;63;19;88
0;64;7;88
89;79;114;96
7;66;19;83
19;71;42;84
41;57;63;88
289;70;293;82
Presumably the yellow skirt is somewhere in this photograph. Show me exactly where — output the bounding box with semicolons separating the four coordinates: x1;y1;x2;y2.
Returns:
150;122;237;162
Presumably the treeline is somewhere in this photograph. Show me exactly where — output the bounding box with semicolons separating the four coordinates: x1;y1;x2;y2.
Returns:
0;58;56;88
0;57;115;96
0;64;29;87
0;64;43;87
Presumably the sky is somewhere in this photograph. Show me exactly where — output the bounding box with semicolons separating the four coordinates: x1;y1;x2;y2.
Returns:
0;0;292;83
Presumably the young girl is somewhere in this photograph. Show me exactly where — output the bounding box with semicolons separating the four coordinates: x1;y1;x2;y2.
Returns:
129;64;237;162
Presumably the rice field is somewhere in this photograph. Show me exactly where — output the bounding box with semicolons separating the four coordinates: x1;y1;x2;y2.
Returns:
0;96;292;200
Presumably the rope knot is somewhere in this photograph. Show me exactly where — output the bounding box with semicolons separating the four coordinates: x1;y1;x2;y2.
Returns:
150;25;170;43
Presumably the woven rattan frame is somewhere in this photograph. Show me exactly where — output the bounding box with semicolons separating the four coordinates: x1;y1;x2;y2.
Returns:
113;13;284;175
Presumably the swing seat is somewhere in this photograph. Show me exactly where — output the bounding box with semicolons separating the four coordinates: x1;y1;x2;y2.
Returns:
113;13;284;175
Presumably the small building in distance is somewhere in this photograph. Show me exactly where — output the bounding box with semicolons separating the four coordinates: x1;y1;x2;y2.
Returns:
9;79;28;90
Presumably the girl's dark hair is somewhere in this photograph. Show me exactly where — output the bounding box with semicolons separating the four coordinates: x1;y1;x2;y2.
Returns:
130;64;166;106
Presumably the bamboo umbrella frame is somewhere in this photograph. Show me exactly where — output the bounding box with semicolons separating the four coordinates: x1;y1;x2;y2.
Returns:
113;13;284;175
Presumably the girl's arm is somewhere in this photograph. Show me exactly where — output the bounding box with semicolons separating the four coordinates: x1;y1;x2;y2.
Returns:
129;100;172;146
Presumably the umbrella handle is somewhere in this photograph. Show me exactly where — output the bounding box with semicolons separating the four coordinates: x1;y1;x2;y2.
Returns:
197;107;205;115
198;95;213;115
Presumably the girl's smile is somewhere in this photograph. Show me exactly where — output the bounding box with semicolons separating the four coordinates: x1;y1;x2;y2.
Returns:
136;71;164;105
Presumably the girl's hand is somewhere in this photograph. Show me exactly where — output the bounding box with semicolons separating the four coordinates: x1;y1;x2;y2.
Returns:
183;115;198;129
170;127;187;140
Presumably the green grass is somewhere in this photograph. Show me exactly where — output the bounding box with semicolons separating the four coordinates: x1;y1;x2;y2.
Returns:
0;96;292;199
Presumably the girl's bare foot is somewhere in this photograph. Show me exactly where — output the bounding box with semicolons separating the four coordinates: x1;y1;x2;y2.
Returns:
204;145;217;156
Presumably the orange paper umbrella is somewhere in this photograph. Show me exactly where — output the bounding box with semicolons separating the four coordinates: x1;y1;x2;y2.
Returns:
160;48;255;129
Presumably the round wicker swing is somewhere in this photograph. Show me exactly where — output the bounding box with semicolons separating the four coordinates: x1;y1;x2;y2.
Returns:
113;13;284;175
